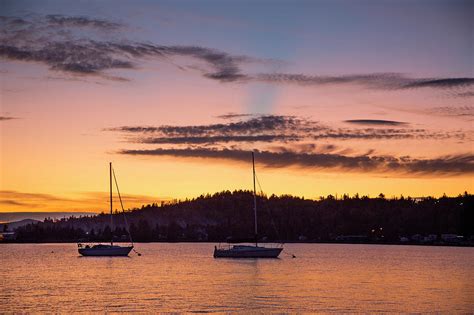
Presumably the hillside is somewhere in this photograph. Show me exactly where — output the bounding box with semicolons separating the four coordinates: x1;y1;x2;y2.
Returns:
11;190;474;244
3;219;40;231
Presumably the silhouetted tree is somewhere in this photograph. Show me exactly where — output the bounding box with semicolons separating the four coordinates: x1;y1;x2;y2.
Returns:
10;190;473;244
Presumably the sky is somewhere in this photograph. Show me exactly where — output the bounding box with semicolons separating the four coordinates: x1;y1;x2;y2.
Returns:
0;0;473;213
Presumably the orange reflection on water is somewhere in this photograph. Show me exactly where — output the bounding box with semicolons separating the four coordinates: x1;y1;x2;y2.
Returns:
1;243;473;312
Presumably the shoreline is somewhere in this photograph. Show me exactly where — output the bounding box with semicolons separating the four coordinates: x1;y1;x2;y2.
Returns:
1;240;473;247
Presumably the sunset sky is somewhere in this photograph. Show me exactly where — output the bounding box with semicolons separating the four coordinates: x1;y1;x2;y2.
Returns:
1;0;473;213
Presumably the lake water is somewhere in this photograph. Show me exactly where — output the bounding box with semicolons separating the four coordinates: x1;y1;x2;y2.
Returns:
1;243;473;313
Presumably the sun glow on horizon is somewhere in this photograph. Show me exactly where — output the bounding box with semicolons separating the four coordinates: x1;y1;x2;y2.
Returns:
1;0;473;213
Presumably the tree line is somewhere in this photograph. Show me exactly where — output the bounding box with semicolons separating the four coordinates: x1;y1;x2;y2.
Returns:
11;190;474;244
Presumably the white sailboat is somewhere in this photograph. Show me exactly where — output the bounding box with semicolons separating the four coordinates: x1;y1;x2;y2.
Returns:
214;152;283;258
78;163;133;257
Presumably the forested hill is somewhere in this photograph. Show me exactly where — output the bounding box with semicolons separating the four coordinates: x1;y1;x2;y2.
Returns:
11;191;474;244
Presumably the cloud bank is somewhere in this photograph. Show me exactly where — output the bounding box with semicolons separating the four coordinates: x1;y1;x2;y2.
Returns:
119;148;474;176
0;15;253;81
109;115;467;143
1;14;473;91
108;115;473;176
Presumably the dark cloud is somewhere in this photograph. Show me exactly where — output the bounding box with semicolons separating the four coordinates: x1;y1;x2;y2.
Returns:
344;119;408;126
0;15;254;81
109;115;305;136
1;14;473;89
156;45;251;82
0;199;32;207
402;78;474;89
110;115;472;176
46;14;122;29
140;134;296;145
0;42;134;74
118;147;474;175
216;113;255;120
257;73;474;90
314;130;417;140
257;73;408;89
0;116;18;121
109;115;466;143
0;16;28;25
0;41;250;80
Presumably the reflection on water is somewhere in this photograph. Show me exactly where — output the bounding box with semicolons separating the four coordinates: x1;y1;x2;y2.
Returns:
1;243;473;312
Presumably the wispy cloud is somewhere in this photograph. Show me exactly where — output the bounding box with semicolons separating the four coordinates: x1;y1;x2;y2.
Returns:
216;113;255;120
109;115;472;176
1;14;473;91
0;116;19;121
456;91;474;98
0;15;255;81
0;190;68;204
119;148;474;176
257;73;474;91
109;115;467;143
108;115;305;136
157;45;252;82
429;106;474;118
0;199;34;207
403;78;474;89
140;134;294;145
0;190;167;212
45;14;122;30
257;73;406;89
0;43;134;74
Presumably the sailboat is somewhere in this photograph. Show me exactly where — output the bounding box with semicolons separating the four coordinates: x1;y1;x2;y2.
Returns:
213;152;283;258
78;163;134;256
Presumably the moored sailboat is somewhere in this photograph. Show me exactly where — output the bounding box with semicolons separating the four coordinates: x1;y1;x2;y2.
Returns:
78;163;133;257
214;152;283;258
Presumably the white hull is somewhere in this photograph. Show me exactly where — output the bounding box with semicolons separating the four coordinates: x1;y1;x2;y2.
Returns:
214;245;282;258
78;163;135;257
78;245;133;256
213;153;284;259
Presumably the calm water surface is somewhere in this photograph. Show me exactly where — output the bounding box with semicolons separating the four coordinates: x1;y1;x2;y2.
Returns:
1;243;473;313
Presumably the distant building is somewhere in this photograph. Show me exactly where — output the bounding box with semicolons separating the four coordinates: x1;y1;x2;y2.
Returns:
441;234;463;243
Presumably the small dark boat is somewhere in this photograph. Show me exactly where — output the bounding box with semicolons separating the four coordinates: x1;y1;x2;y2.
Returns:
78;244;133;256
78;163;134;257
214;244;282;258
213;152;283;259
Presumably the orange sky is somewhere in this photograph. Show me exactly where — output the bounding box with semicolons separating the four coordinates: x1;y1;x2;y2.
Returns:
1;1;473;213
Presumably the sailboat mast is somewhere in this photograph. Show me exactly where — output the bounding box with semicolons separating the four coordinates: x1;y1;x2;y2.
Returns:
110;162;113;246
252;152;258;246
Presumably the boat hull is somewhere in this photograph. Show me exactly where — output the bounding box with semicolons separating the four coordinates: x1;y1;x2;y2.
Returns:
78;246;133;257
214;245;282;258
